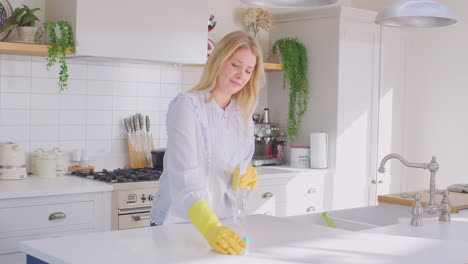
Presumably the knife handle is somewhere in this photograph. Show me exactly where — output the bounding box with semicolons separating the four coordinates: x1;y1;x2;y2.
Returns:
133;115;140;132
124;118;131;133
139;114;145;131
146;116;150;132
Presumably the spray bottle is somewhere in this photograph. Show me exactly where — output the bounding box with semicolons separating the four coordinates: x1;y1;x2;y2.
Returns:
233;162;249;254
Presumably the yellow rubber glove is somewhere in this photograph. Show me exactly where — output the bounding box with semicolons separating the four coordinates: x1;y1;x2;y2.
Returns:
233;165;258;190
187;200;246;255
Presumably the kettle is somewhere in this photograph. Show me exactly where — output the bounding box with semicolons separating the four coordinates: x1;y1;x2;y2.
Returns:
0;142;27;180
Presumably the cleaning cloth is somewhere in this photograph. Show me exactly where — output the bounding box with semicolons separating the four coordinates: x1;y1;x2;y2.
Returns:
447;184;468;193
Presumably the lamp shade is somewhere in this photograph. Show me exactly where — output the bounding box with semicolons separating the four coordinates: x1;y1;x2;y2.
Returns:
240;0;338;8
375;0;457;28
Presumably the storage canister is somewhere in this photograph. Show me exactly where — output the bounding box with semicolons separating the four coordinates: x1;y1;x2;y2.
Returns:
36;152;57;178
290;146;310;168
51;148;65;176
30;148;45;176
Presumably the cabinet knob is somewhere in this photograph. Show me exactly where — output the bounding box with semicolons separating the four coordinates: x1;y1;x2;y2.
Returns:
48;212;66;221
307;188;317;194
371;180;377;184
306;206;316;212
262;192;274;199
378;180;383;184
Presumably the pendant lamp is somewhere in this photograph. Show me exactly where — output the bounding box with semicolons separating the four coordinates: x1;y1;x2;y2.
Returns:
240;0;338;8
375;0;457;28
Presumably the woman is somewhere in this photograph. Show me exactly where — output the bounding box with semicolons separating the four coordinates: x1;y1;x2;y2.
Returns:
150;31;265;255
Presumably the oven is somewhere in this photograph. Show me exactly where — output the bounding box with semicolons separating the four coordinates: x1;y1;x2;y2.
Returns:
112;185;158;230
71;168;161;230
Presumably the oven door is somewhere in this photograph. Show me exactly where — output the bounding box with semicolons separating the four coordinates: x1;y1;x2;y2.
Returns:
118;207;151;230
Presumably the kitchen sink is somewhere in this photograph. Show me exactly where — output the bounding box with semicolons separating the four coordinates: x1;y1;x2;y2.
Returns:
288;212;378;231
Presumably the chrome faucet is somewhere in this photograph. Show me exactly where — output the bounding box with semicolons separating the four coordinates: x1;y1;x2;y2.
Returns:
378;153;450;226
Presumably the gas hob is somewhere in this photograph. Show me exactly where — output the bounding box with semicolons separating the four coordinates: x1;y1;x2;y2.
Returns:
71;168;162;183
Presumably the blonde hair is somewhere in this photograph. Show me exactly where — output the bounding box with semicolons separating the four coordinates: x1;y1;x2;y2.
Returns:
189;31;265;128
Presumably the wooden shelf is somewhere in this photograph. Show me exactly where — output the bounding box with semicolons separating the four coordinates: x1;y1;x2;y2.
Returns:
0;42;75;56
186;62;283;72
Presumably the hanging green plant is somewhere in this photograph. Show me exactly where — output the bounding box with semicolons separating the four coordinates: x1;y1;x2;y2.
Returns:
44;21;76;92
270;38;309;142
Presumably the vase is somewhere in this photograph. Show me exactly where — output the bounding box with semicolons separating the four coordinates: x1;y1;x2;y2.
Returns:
16;26;38;43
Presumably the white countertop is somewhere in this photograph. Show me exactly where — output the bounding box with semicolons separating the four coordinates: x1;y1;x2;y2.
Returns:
0;175;113;199
0;166;314;200
20;214;468;264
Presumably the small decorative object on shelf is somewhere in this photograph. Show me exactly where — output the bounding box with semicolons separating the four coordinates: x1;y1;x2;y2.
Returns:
241;8;272;37
44;20;76;92
0;0;13;41
208;14;216;32
270;38;309;142
0;4;40;43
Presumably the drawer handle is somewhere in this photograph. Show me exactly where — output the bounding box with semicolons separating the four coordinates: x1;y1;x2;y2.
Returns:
263;212;272;216
262;192;274;199
306;206;316;212
49;212;66;221
307;188;317;194
131;215;150;222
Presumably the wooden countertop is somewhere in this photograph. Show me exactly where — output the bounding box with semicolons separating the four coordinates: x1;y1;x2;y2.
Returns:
378;190;468;213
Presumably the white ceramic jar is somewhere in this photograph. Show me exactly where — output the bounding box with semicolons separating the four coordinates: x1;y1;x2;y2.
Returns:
36;152;57;178
51;148;65;176
290;146;311;168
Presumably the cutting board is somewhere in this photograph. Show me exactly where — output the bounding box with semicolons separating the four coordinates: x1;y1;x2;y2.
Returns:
378;190;468;213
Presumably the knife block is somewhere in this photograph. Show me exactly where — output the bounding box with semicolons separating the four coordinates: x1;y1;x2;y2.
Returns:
127;136;150;168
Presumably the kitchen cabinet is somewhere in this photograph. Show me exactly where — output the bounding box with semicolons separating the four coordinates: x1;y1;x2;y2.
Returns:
268;6;407;210
248;169;326;217
0;191;111;263
45;0;208;64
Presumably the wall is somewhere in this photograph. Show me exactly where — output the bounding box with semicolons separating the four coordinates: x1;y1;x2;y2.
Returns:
0;54;202;170
402;0;468;190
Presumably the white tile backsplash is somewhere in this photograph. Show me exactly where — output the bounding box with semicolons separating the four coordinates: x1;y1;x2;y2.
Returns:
86;125;112;140
31;110;59;125
0;59;192;169
86;111;113;125
60;110;86;125
87;65;114;81
138;82;160;97
1;93;31;109
31;126;59;141
60;95;86;110
31;78;59;94
0;125;30;141
161;70;182;84
0;109;30;125
31;62;59;78
88;80;113;95
31;94;60;109
60;126;86;141
1;76;31;93
1;60;32;77
87;95;113;110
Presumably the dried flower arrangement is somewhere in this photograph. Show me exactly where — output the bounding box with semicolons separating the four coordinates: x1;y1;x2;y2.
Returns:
241;8;272;37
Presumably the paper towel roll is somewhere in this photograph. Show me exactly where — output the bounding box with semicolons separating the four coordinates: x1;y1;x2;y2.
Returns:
310;132;328;169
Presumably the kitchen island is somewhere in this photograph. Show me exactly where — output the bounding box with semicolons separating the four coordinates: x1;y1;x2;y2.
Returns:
20;213;468;264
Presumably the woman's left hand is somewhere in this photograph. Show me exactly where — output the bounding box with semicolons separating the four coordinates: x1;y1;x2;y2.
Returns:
233;165;258;190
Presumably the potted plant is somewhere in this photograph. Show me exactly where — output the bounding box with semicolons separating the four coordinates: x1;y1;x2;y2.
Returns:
1;4;40;43
43;21;76;92
270;38;309;142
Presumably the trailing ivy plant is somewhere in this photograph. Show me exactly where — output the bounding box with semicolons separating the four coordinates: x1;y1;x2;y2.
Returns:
270;38;309;142
44;21;76;92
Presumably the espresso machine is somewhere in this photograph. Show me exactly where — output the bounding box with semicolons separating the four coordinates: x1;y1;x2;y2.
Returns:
251;108;285;167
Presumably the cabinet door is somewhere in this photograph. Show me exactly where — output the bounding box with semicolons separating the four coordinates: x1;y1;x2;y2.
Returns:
372;26;408;203
47;0;208;64
334;19;380;209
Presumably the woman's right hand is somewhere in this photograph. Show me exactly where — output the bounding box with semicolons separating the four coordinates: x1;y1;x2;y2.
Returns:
205;225;246;255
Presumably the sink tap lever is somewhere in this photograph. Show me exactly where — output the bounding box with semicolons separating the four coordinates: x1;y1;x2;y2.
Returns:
427;190;451;222
401;192;424;227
